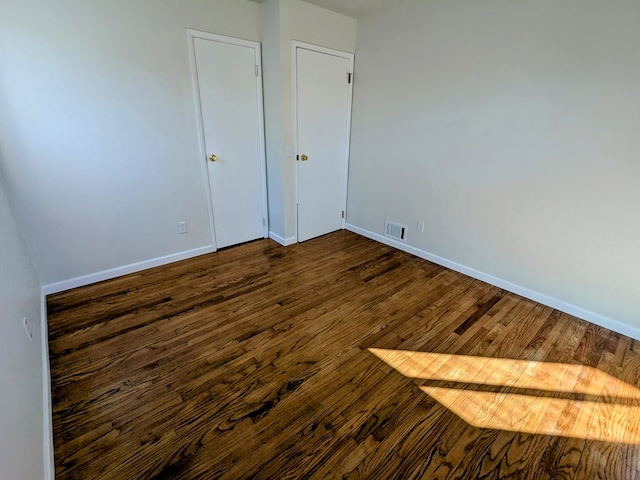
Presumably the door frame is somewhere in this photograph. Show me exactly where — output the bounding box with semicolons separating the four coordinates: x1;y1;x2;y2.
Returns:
291;41;355;243
187;29;269;250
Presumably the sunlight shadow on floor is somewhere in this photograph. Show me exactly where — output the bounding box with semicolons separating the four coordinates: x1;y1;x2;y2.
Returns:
369;348;640;444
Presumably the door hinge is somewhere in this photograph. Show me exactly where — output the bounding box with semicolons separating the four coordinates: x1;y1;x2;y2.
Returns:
342;210;345;219
255;65;259;77
347;72;352;84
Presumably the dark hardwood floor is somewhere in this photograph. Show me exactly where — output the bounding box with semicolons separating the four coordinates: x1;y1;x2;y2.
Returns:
47;231;640;479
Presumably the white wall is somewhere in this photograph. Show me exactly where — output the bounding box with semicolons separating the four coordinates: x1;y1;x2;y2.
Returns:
0;0;261;287
261;0;287;240
348;0;640;329
261;0;357;242
0;173;44;479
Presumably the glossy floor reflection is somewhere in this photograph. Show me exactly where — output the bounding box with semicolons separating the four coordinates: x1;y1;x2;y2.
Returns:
370;348;640;444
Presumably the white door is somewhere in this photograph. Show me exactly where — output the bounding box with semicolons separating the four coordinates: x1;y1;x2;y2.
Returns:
191;33;267;249
295;46;353;242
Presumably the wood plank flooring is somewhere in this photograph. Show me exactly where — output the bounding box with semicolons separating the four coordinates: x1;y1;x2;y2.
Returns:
47;231;640;479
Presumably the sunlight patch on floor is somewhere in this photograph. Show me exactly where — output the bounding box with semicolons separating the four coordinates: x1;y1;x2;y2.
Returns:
369;348;640;444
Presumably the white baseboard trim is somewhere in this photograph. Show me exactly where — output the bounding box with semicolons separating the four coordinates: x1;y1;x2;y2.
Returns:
42;245;216;295
41;291;54;480
269;231;297;247
345;223;640;341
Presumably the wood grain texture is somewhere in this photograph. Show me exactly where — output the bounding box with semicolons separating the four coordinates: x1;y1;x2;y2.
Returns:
47;231;640;479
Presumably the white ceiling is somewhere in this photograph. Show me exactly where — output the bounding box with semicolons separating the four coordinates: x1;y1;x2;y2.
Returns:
248;0;406;19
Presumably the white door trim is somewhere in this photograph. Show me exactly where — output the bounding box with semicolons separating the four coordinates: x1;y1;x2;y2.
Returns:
187;29;269;250
291;41;354;243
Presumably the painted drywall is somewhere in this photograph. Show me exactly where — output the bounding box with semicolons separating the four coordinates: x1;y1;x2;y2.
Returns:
348;0;640;327
0;173;44;479
261;0;357;241
0;0;261;286
261;0;287;239
287;0;358;52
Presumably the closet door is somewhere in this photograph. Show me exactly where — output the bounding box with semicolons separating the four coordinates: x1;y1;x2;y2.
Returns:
191;32;267;249
295;45;353;243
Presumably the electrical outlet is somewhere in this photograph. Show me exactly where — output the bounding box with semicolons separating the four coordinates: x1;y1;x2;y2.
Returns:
178;221;187;234
23;317;33;341
416;220;425;233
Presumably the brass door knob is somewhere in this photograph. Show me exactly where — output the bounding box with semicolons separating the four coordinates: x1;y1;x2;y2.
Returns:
209;154;218;162
300;154;309;161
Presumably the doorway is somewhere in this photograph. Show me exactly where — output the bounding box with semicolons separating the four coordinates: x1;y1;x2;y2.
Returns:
294;43;354;243
189;30;268;249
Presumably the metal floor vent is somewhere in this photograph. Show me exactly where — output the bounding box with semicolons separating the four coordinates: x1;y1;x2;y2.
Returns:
384;220;407;242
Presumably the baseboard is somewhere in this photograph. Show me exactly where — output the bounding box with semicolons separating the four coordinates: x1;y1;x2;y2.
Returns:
42;245;216;295
41;291;54;480
345;223;640;342
269;231;297;246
